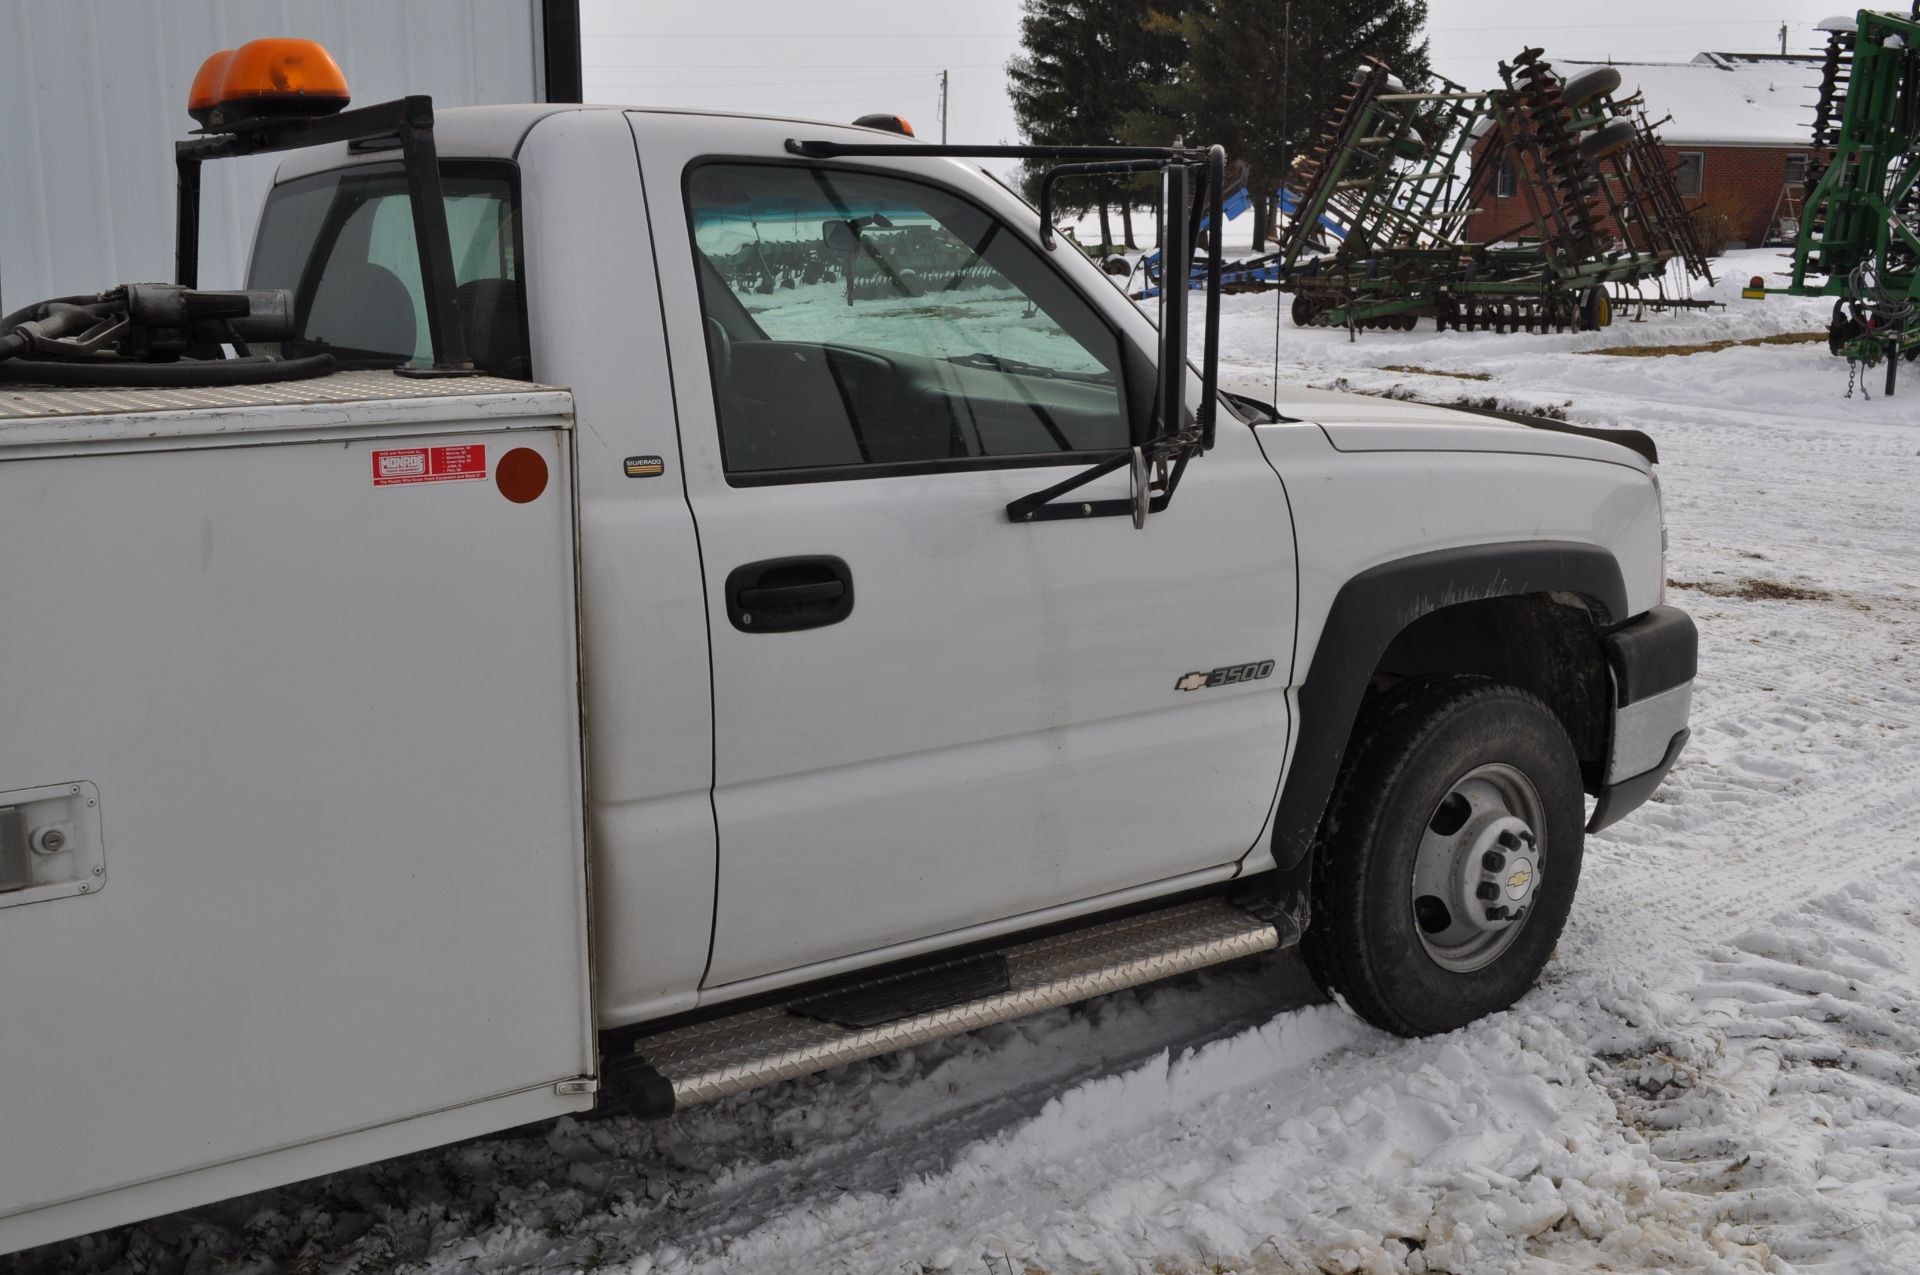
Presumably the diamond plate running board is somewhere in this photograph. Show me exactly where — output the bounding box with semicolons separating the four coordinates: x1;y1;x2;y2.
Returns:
617;897;1280;1114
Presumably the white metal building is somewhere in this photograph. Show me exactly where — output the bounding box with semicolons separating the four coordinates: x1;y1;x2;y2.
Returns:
0;0;580;306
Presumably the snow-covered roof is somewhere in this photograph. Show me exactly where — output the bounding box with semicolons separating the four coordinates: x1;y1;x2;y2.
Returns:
1555;53;1823;147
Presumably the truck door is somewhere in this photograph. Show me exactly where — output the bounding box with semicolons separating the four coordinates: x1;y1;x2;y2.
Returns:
637;121;1298;988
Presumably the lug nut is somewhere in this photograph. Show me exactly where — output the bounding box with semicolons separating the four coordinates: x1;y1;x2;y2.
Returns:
1486;905;1509;921
1497;830;1519;849
1483;850;1507;871
1476;882;1500;901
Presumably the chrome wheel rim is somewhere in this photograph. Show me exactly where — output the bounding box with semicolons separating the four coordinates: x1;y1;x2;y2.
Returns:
1409;762;1546;973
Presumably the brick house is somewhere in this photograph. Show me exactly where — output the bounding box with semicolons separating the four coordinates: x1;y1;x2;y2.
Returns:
1470;52;1826;251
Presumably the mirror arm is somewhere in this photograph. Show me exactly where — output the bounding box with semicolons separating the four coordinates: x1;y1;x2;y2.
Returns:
1005;451;1132;523
1038;159;1171;250
1200;145;1226;450
1153;162;1191;451
1004;434;1195;523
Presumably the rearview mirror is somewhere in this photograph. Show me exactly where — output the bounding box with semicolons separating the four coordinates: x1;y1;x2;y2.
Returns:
821;219;859;254
821;213;897;254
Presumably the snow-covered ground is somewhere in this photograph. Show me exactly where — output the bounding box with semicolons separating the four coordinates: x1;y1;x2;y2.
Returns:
13;251;1919;1275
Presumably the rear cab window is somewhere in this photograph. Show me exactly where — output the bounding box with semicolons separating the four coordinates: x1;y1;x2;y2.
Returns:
686;162;1130;480
248;162;530;379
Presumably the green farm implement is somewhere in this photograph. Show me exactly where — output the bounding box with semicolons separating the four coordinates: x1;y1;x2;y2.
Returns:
1274;51;1713;334
1770;7;1920;396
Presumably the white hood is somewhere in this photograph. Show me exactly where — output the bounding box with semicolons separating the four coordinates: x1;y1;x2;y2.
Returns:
1269;385;1655;473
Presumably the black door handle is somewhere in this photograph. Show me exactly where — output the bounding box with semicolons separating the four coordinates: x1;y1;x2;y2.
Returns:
738;580;845;609
726;556;854;632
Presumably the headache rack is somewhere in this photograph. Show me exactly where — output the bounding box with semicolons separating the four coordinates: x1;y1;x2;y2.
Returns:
175;94;477;376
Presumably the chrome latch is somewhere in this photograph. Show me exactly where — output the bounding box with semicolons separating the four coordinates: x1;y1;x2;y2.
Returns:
0;782;105;908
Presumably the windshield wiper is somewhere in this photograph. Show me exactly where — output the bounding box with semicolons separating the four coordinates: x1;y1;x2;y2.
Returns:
949;351;1120;386
948;351;1054;377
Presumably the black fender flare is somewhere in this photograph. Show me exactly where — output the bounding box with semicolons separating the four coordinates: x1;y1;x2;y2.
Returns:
1270;540;1629;870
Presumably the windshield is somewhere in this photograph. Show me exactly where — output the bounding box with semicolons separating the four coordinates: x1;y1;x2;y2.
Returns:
248;163;529;379
690;165;1119;380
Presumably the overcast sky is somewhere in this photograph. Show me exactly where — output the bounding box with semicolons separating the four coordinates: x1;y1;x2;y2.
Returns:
581;0;1850;152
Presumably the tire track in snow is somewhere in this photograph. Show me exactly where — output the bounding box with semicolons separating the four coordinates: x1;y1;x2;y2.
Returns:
1594;864;1920;1274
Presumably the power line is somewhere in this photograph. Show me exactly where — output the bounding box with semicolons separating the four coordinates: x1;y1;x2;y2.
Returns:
1430;18;1822;33
588;71;955;91
624;91;941;110
587;82;943;101
588;32;1017;40
581;61;1006;71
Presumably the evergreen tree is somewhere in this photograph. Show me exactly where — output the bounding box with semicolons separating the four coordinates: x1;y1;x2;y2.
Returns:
1010;0;1427;252
1183;0;1430;247
1009;0;1191;249
1008;0;1110;245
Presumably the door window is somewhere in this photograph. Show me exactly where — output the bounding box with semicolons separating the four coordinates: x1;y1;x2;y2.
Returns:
686;163;1129;477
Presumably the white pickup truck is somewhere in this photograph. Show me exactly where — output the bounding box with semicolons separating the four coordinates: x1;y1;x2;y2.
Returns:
0;44;1695;1255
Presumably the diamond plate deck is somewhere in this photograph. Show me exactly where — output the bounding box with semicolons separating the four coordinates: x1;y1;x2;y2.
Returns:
630;897;1280;1108
0;368;555;421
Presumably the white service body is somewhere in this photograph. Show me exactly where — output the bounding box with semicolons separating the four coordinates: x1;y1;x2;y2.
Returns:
0;374;594;1253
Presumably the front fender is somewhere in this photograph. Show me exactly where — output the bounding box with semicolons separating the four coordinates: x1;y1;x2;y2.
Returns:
1271;541;1628;869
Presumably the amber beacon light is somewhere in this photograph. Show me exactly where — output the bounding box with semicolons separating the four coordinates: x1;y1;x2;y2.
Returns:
188;39;350;129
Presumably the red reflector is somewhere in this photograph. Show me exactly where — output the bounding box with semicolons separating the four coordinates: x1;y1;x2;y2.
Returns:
1749;275;1765;289
496;447;549;504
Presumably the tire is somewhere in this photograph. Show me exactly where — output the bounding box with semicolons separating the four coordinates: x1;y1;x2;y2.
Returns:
1302;675;1585;1036
1291;293;1316;327
1582;286;1613;331
1579;119;1638;162
1828;298;1863;356
1560;66;1622;111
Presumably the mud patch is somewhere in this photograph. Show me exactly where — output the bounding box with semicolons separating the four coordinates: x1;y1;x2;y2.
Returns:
1320;377;1571;420
1582;331;1827;359
1378;365;1494;382
1669;576;1833;602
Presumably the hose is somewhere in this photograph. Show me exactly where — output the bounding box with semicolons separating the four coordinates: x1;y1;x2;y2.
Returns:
0;285;332;387
0;352;336;387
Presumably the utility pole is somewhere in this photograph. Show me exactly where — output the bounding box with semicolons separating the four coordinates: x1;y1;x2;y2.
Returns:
939;69;949;144
1780;21;1789;55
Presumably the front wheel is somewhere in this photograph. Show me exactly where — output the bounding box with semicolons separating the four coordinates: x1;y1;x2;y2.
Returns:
1302;676;1585;1036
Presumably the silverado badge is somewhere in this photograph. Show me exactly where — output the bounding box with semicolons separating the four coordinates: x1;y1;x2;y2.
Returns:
1175;660;1277;691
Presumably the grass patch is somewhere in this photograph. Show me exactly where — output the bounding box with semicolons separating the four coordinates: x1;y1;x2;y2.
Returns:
1668;576;1832;602
1583;331;1827;359
1379;364;1494;381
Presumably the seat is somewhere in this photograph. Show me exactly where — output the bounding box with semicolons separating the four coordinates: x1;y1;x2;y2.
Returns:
453;278;531;379
306;261;417;360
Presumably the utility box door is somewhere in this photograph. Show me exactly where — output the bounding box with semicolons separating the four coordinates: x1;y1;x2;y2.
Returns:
0;407;592;1233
